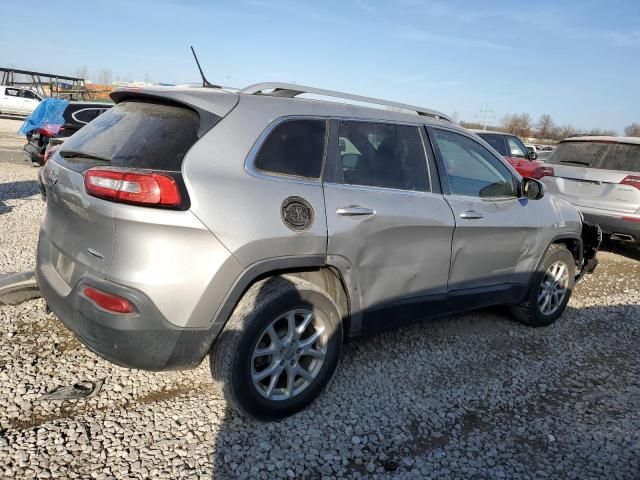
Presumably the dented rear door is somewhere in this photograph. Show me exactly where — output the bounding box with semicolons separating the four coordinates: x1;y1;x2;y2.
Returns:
323;120;455;315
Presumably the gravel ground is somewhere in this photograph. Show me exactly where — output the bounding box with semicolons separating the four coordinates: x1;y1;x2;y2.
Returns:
1;117;639;479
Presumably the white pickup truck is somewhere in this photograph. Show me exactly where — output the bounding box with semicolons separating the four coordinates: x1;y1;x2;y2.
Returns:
0;85;42;116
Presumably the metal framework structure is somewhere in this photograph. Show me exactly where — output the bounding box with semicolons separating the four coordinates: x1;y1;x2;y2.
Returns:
0;67;91;100
239;82;451;122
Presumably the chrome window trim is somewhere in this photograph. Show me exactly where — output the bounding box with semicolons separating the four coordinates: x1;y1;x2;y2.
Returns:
244;115;329;186
430;125;522;200
323;180;444;198
245;115;430;187
432;125;522;180
330;118;432;193
71;107;109;125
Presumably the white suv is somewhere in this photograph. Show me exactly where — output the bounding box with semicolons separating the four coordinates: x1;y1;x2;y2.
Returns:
0;86;42;116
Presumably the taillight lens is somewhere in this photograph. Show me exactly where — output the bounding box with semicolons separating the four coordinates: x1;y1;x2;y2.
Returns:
84;168;181;207
44;146;58;164
531;166;555;179
36;125;63;137
84;286;134;314
620;175;640;190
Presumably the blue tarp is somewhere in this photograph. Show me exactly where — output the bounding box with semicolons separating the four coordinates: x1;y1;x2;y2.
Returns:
17;98;68;136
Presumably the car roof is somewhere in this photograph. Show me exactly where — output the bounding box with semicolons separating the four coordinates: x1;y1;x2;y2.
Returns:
469;129;515;137
561;136;640;146
111;83;460;131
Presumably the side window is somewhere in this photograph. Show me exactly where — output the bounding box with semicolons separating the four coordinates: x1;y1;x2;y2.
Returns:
5;88;19;97
433;129;517;199
22;90;38;100
335;121;429;192
507;137;527;158
254;119;326;178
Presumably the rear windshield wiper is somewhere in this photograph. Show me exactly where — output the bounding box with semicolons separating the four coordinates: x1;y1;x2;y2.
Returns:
560;160;591;166
60;150;111;163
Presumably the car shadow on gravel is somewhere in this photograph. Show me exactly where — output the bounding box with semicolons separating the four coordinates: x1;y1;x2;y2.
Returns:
600;239;640;262
0;179;39;214
208;298;640;478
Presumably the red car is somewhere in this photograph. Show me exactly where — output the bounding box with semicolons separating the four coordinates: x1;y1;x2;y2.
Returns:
472;130;554;179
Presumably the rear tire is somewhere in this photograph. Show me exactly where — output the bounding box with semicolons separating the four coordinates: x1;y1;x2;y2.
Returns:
511;244;575;327
210;275;343;420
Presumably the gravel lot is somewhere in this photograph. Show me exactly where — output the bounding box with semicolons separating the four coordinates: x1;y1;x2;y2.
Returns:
1;116;639;479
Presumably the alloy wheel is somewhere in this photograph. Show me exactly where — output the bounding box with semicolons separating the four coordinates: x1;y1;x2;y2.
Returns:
538;261;569;316
251;309;327;401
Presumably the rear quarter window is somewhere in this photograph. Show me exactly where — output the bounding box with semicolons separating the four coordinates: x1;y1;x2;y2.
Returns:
69;107;111;125
58;100;201;173
253;119;327;179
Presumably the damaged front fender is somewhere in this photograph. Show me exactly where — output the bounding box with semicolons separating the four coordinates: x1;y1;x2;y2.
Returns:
576;222;602;283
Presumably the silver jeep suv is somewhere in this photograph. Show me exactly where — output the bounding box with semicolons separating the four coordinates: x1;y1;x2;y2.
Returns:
36;82;600;419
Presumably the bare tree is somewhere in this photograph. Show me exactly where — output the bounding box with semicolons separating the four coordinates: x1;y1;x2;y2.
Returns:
556;125;578;141
501;113;532;138
624;122;640;137
75;65;89;80
97;68;113;86
536;114;555;140
587;128;617;136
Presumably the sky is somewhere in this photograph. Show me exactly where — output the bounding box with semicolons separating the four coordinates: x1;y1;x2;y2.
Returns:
1;0;639;133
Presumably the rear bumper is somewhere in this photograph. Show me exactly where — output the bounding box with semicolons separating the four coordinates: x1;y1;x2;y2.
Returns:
581;211;640;241
36;235;220;371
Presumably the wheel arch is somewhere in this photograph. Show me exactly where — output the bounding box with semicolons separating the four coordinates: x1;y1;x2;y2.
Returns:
211;256;354;341
545;234;583;268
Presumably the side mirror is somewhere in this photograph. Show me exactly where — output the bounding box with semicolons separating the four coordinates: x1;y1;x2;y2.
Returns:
528;151;538;160
523;177;545;200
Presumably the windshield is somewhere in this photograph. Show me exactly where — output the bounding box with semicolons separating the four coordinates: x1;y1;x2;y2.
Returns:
547;141;640;171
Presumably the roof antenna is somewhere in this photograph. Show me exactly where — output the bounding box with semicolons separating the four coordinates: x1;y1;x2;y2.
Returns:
190;46;221;88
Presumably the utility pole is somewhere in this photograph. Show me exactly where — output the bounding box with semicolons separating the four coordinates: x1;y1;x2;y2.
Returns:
475;103;495;130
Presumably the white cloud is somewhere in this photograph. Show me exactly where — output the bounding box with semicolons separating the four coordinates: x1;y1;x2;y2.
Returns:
397;27;518;52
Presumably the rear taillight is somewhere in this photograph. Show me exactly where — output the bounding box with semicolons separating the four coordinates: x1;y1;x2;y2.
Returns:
531;166;555;179
84;168;181;207
44;147;58;164
36;125;64;137
620;175;640;190
84;286;134;314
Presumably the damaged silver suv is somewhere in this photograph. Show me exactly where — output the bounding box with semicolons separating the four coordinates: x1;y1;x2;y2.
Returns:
36;82;600;419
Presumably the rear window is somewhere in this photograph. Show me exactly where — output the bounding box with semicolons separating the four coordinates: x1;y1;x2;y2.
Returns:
57;100;201;173
547;141;640;171
478;133;508;156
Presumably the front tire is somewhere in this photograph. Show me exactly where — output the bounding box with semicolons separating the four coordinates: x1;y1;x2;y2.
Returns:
210;275;343;420
511;244;576;327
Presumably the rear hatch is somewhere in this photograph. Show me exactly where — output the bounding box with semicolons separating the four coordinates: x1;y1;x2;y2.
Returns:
544;140;640;214
39;91;236;292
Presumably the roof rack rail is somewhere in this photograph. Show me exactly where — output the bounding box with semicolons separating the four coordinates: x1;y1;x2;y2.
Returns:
239;82;451;122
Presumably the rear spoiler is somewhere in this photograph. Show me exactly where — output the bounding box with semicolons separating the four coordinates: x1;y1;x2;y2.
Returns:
110;87;239;137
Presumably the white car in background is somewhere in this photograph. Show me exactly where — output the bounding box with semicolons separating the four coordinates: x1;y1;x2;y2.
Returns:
0;86;42;116
541;136;640;243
